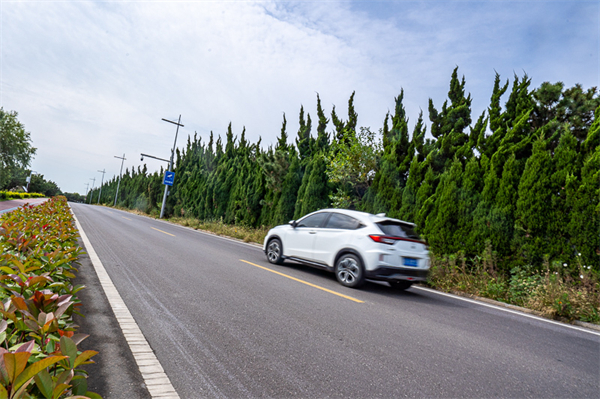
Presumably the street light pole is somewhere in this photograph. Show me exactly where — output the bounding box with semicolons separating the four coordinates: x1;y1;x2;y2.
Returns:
113;154;126;207
84;183;89;200
159;115;183;219
97;169;106;204
88;178;95;204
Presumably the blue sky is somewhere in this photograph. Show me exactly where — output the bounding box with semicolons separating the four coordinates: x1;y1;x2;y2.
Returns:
1;0;598;194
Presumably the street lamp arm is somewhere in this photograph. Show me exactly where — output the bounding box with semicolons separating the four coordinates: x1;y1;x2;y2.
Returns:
140;153;170;163
161;118;184;127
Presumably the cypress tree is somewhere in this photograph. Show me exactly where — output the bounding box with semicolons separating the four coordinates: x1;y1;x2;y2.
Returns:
295;106;312;161
426;158;463;254
484;73;510;159
489;153;520;263
299;154;330;216
456;156;483;255
315;94;330;152
583;105;600;155
398;155;422;222
428;67;473;172
471;154;496;254
372;91;410;214
275;153;302;224
566;149;599;269
414;161;437;232
331;106;345;144
294;160;312;219
277;114;289;151
344;91;358;143
548;129;580;261
513;137;554;266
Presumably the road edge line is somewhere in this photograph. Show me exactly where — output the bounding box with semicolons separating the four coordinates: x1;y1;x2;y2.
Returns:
70;206;180;398
414;285;600;336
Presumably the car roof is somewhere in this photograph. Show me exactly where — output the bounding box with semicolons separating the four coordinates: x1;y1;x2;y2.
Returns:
309;208;416;227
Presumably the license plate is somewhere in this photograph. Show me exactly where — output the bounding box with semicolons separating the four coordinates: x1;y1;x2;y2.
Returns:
403;257;418;267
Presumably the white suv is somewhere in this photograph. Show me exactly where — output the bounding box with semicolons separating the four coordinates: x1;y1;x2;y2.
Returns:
263;209;430;289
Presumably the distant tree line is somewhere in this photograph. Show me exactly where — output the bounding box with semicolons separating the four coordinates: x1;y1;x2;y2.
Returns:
0;108;62;197
91;68;599;272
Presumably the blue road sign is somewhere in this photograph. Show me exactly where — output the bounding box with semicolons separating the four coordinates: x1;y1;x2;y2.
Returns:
163;171;175;186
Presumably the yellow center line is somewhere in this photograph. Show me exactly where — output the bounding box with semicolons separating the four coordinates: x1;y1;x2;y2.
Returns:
151;227;175;237
239;259;364;303
122;216;131;221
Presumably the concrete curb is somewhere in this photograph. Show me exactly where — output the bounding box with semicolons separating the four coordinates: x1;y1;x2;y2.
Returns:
573;320;600;332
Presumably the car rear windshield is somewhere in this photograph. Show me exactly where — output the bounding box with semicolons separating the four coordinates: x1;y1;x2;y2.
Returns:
376;221;420;239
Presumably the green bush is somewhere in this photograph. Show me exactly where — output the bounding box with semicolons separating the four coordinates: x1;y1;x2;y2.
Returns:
0;191;44;200
0;196;100;398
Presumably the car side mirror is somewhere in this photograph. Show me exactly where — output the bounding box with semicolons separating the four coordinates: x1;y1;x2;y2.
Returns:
289;220;297;228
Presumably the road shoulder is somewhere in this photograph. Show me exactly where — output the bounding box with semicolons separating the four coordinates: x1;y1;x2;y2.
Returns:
73;238;150;398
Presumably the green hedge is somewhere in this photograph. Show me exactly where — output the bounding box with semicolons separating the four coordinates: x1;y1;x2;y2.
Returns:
0;196;100;398
0;191;45;200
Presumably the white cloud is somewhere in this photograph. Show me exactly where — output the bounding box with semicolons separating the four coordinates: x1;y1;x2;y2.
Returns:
1;0;597;193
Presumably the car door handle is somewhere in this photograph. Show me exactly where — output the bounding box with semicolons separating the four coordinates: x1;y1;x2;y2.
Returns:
309;231;317;234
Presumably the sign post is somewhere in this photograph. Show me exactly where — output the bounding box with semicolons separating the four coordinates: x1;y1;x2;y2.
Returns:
159;115;184;219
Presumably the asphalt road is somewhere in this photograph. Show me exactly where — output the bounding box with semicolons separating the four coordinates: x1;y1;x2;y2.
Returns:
70;203;600;398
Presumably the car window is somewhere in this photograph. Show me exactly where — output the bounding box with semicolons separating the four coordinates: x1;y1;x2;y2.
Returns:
376;221;420;239
297;212;329;228
325;213;362;230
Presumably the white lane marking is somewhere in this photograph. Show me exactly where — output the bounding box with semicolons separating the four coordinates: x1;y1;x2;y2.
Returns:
70;207;180;398
93;205;600;337
413;285;600;337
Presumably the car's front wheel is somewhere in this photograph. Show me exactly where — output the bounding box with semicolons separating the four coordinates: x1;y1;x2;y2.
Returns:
390;280;413;290
266;238;284;265
335;253;365;288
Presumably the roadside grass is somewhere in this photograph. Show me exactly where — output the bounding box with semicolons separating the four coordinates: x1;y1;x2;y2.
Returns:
428;246;600;324
106;204;599;325
169;216;270;244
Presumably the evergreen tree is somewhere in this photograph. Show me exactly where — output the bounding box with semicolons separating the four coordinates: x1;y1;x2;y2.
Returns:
398;155;422;222
299;154;330;216
583;105;600;155
277;114;289;151
428;67;473;172
455;156;483;254
513;137;554;266
315;94;330;152
548;129;580;261
415;161;437;233
566;148;599;269
426;158;463;254
275;153;302;224
489;152;520;263
295;106;312;161
294;160;312;219
371;91;410;214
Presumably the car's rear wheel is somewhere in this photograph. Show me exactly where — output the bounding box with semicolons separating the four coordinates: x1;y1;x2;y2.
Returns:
390;280;413;290
266;238;284;265
335;253;365;288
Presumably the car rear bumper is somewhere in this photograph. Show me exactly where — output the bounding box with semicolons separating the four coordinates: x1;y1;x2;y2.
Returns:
365;266;429;282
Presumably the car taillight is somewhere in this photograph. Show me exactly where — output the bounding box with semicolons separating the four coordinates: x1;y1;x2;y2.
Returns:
369;235;398;245
369;235;428;246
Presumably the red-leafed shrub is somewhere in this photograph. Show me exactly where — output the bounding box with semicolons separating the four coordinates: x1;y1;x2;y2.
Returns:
0;196;100;398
